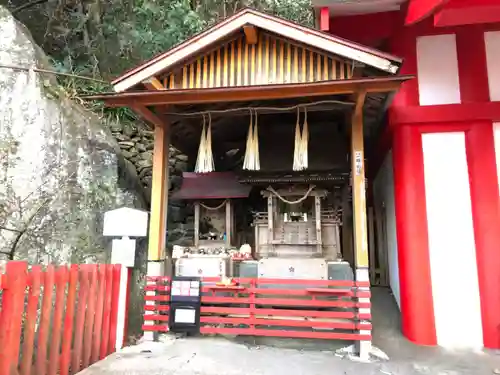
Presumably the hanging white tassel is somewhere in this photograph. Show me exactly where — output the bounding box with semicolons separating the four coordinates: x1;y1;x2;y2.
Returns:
243;110;254;170
195;114;207;173
293;108;303;171
293;107;310;171
194;113;215;173
206;112;215;172
300;107;309;170
253;111;260;171
243;110;260;171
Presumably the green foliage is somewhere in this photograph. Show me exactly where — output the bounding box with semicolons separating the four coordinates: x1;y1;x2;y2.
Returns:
6;0;313;131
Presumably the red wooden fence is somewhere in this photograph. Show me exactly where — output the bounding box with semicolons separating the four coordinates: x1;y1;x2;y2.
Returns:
0;261;122;375
143;276;371;342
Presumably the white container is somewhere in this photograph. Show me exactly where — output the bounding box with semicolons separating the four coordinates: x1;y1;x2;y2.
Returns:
175;256;230;278
258;258;327;280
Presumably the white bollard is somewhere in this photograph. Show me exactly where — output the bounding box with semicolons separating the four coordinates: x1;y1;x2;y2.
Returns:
110;237;136;350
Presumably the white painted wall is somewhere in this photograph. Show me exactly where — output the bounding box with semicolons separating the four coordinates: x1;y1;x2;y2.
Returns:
373;151;400;308
422;132;483;348
484;31;500;101
416;34;461;106
494;123;500;191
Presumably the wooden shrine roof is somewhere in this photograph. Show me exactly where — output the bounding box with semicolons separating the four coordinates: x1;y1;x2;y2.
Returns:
85;8;411;159
111;8;403;92
171;172;251;200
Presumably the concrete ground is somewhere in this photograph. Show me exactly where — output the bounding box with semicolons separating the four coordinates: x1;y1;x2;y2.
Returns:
79;288;500;375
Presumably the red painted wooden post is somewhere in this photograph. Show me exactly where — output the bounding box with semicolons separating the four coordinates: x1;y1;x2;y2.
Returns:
48;266;69;375
35;265;55;375
108;264;122;354
59;265;78;375
99;265;114;359
82;265;98;368
20;266;43;375
0;261;28;375
72;265;90;374
91;265;106;364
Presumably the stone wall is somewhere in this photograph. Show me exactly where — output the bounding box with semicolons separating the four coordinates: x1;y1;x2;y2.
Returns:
110;123;193;248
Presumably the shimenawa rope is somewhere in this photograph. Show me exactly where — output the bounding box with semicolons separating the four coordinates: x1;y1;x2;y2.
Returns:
266;185;315;205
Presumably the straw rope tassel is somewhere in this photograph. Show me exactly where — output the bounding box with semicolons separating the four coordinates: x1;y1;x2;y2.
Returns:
195;113;215;173
195;114;207;173
243;110;254;170
206;113;215;172
301;107;309;170
253;111;260;170
293;108;303;171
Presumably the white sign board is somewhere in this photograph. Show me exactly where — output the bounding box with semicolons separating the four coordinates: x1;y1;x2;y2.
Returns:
103;207;148;237
111;238;136;267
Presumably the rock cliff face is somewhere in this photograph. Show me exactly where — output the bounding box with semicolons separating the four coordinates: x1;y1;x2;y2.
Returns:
0;6;192;337
0;5;148;264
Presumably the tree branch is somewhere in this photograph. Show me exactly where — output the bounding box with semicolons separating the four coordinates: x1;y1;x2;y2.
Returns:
0;225;22;233
12;0;50;14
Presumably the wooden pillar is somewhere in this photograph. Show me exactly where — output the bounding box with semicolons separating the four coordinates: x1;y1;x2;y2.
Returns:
351;91;371;359
194;202;200;248
267;196;273;243
368;207;377;285
314;195;322;254
351;92;369;269
131;107;170;343
147;124;170;262
225;200;232;247
341;184;354;265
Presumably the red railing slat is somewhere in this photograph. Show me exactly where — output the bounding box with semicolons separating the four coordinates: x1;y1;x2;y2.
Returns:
0;262;28;375
20;266;42;375
35;264;55;375
100;265;114;359
142;275;372;344
200;316;371;330
82;265;98;368
0;262;122;375
48;266;69;375
72;265;91;373
91;265;106;364
60;264;79;375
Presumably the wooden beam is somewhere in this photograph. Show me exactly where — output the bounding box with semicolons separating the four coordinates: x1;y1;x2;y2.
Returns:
147;123;170;261
194;202;200;248
86;76;413;107
142;77;165;90
243;25;258;45
225;200;232;247
351;91;369;269
131;105;168;130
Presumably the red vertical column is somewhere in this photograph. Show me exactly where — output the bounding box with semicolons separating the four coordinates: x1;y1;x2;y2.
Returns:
456;26;490;104
392;125;436;345
465;122;500;349
389;28;420;108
